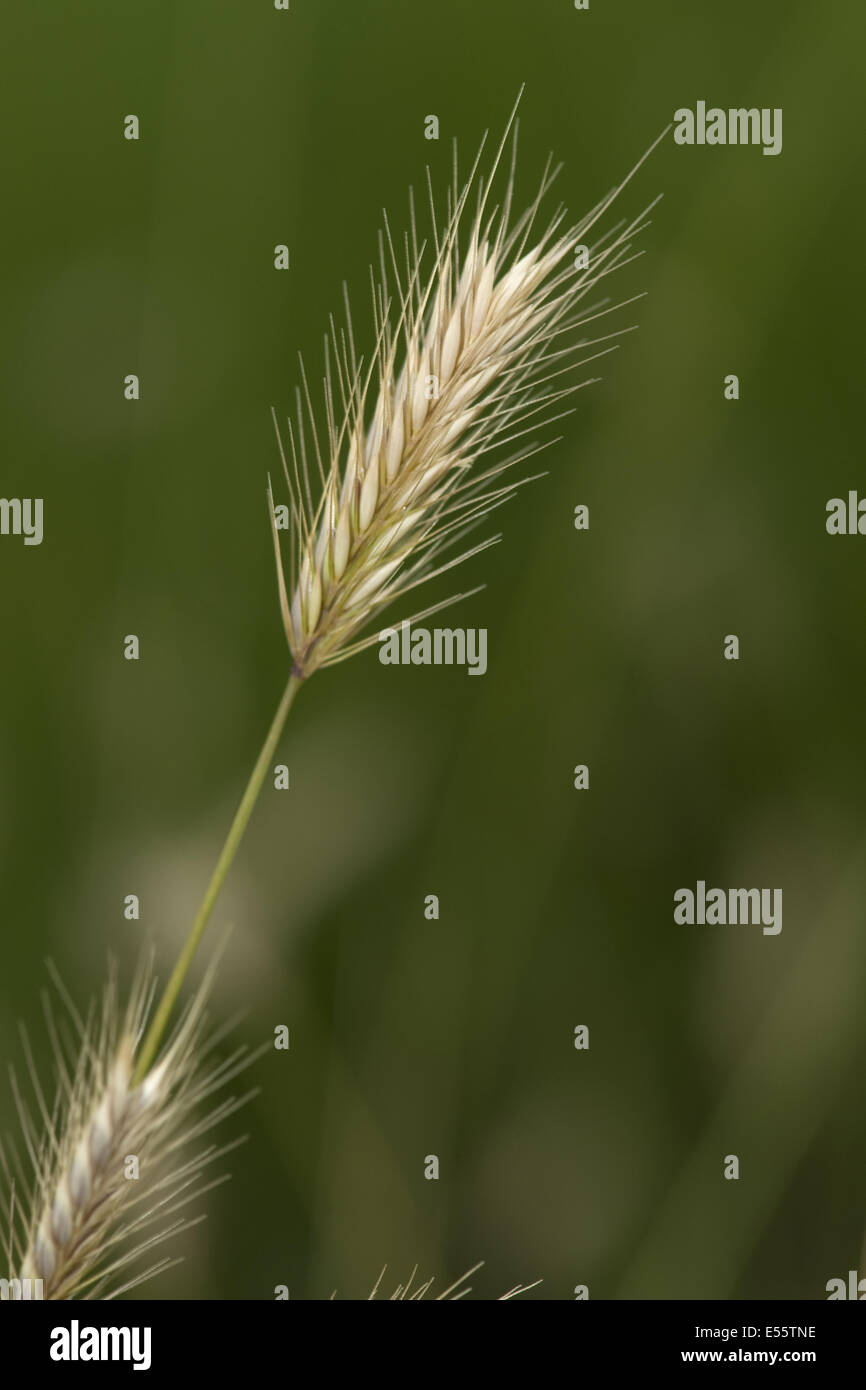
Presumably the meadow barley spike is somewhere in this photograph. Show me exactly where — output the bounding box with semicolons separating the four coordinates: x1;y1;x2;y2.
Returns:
326;1261;541;1299
1;955;253;1300
271;94;664;679
364;1261;542;1301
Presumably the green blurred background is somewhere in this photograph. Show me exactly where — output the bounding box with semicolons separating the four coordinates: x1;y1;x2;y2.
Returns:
1;0;865;1300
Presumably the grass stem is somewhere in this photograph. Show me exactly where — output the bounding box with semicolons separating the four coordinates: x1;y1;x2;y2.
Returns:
132;672;304;1084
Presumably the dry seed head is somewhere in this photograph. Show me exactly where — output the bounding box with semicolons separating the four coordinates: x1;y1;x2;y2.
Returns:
271;95;664;678
1;953;254;1300
329;1261;541;1300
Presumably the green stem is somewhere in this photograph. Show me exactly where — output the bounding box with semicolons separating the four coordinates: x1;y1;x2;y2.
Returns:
132;672;304;1085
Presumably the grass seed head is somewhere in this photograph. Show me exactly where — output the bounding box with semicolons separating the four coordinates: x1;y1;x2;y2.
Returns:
271;94;663;678
1;952;254;1300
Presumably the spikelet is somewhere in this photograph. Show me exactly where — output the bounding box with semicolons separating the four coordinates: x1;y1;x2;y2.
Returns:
329;1261;541;1300
270;95;664;678
0;953;254;1300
